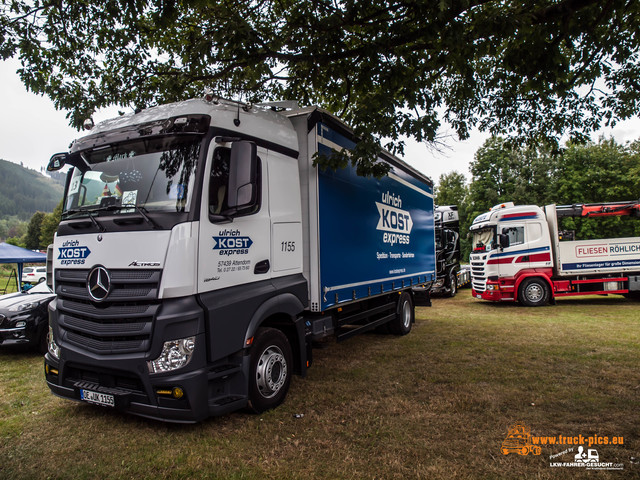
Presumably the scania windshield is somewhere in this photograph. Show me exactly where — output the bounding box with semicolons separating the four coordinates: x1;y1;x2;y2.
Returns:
471;226;495;252
63;136;200;218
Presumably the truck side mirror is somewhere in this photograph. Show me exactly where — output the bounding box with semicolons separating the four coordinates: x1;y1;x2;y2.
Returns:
498;233;510;249
48;152;91;173
47;153;68;171
228;141;258;210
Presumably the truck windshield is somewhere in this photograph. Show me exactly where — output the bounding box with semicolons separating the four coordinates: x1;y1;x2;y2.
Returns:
63;135;201;217
472;227;495;252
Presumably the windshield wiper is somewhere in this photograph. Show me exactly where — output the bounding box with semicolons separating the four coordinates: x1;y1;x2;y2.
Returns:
63;204;159;230
119;204;160;229
62;208;106;232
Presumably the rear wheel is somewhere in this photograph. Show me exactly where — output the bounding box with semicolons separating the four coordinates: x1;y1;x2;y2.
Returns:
388;292;414;335
248;328;293;413
518;277;550;307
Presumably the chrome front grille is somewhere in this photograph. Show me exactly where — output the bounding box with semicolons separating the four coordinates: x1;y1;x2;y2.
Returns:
55;269;161;354
470;257;487;292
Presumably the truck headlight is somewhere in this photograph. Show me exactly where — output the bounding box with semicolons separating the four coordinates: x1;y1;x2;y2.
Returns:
148;337;196;374
47;326;60;359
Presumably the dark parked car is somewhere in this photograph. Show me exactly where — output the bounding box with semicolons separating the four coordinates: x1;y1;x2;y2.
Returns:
0;282;54;353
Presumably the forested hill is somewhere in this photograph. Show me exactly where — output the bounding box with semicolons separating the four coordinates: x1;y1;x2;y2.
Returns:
0;159;64;219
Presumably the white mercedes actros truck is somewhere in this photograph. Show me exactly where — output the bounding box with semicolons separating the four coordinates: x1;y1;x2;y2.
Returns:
44;96;436;422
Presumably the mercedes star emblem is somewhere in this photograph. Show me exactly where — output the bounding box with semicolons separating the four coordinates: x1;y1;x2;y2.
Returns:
87;266;111;302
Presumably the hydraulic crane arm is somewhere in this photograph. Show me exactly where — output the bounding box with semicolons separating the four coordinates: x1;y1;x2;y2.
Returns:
555;200;640;218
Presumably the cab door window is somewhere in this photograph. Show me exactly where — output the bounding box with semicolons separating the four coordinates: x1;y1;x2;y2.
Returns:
208;147;261;219
502;225;525;246
209;148;230;214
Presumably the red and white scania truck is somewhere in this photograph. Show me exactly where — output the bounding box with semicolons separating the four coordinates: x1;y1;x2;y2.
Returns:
469;200;640;306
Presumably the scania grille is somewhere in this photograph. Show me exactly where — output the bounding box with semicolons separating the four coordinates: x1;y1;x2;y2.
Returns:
471;261;486;292
55;269;161;354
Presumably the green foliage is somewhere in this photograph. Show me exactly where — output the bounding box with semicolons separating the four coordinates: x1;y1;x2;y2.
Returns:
39;200;63;248
25;211;46;250
466;136;560;235
470;137;558;215
554;138;640;239
6;235;25;248
435;171;467;207
0;160;64;220
2;1;640;175
0;216;27;241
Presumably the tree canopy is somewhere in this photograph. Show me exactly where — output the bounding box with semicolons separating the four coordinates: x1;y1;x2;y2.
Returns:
1;0;639;174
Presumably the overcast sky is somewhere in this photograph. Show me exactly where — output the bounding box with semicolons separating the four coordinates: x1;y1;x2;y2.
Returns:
0;57;638;185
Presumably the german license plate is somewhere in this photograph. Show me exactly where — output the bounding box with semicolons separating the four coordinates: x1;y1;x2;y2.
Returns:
80;388;115;407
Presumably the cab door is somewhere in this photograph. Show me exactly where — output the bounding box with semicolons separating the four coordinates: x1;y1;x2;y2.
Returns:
197;143;271;293
497;224;528;279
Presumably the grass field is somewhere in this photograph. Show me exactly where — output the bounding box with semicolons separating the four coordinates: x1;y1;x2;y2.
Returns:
0;292;638;479
0;264;21;295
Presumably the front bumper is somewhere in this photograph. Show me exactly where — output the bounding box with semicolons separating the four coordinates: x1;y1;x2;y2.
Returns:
43;336;248;423
0;327;31;346
45;292;250;423
0;316;42;348
471;281;516;302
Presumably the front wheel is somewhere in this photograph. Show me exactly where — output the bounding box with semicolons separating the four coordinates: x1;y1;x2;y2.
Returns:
36;324;48;354
388;292;414;335
624;291;640;301
447;272;458;297
518;277;550;307
248;328;293;413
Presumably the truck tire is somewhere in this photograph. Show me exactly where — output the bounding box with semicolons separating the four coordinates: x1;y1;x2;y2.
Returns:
447;272;457;297
518;277;550;307
248;327;293;413
624;291;640;300
388;292;414;335
37;324;48;354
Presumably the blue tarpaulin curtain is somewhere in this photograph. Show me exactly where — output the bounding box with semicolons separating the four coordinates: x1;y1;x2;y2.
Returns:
0;242;46;292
